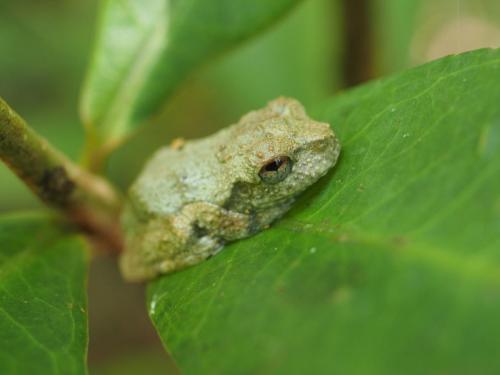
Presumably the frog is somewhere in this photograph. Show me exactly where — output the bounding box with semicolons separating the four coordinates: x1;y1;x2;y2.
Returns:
120;97;341;281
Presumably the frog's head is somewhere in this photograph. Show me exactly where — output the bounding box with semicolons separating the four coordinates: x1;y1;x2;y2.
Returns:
219;97;341;213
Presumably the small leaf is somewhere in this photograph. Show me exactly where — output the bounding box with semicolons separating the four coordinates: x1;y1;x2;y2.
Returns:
80;0;302;153
148;49;500;374
0;213;89;375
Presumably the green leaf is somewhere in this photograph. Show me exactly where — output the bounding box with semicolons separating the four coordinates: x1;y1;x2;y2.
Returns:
0;213;89;375
80;0;302;153
148;48;500;374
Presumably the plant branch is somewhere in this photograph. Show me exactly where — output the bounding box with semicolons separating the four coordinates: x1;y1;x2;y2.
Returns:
0;97;123;253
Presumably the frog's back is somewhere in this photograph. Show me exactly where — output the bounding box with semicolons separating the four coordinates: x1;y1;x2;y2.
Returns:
129;134;232;218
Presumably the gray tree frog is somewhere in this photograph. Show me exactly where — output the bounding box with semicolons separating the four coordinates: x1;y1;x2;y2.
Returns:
120;97;341;281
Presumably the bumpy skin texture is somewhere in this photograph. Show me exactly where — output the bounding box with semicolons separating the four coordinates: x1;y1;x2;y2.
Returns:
120;97;341;281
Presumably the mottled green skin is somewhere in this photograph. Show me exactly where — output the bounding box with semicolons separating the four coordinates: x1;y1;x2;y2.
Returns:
120;98;340;281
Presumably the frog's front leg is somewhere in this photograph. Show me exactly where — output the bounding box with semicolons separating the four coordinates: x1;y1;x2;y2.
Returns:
120;202;249;281
165;202;251;270
173;202;252;243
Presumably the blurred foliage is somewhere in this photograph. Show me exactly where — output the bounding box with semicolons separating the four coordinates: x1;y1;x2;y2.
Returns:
0;0;499;372
373;0;500;73
0;0;94;211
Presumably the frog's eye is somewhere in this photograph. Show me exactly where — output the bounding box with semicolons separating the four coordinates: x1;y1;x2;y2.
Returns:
259;156;293;184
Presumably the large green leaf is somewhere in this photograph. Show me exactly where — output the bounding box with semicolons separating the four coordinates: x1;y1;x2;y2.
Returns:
80;0;302;154
148;48;500;374
0;213;89;375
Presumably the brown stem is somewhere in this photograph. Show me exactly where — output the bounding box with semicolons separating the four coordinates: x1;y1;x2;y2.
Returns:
341;0;375;87
0;96;123;253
